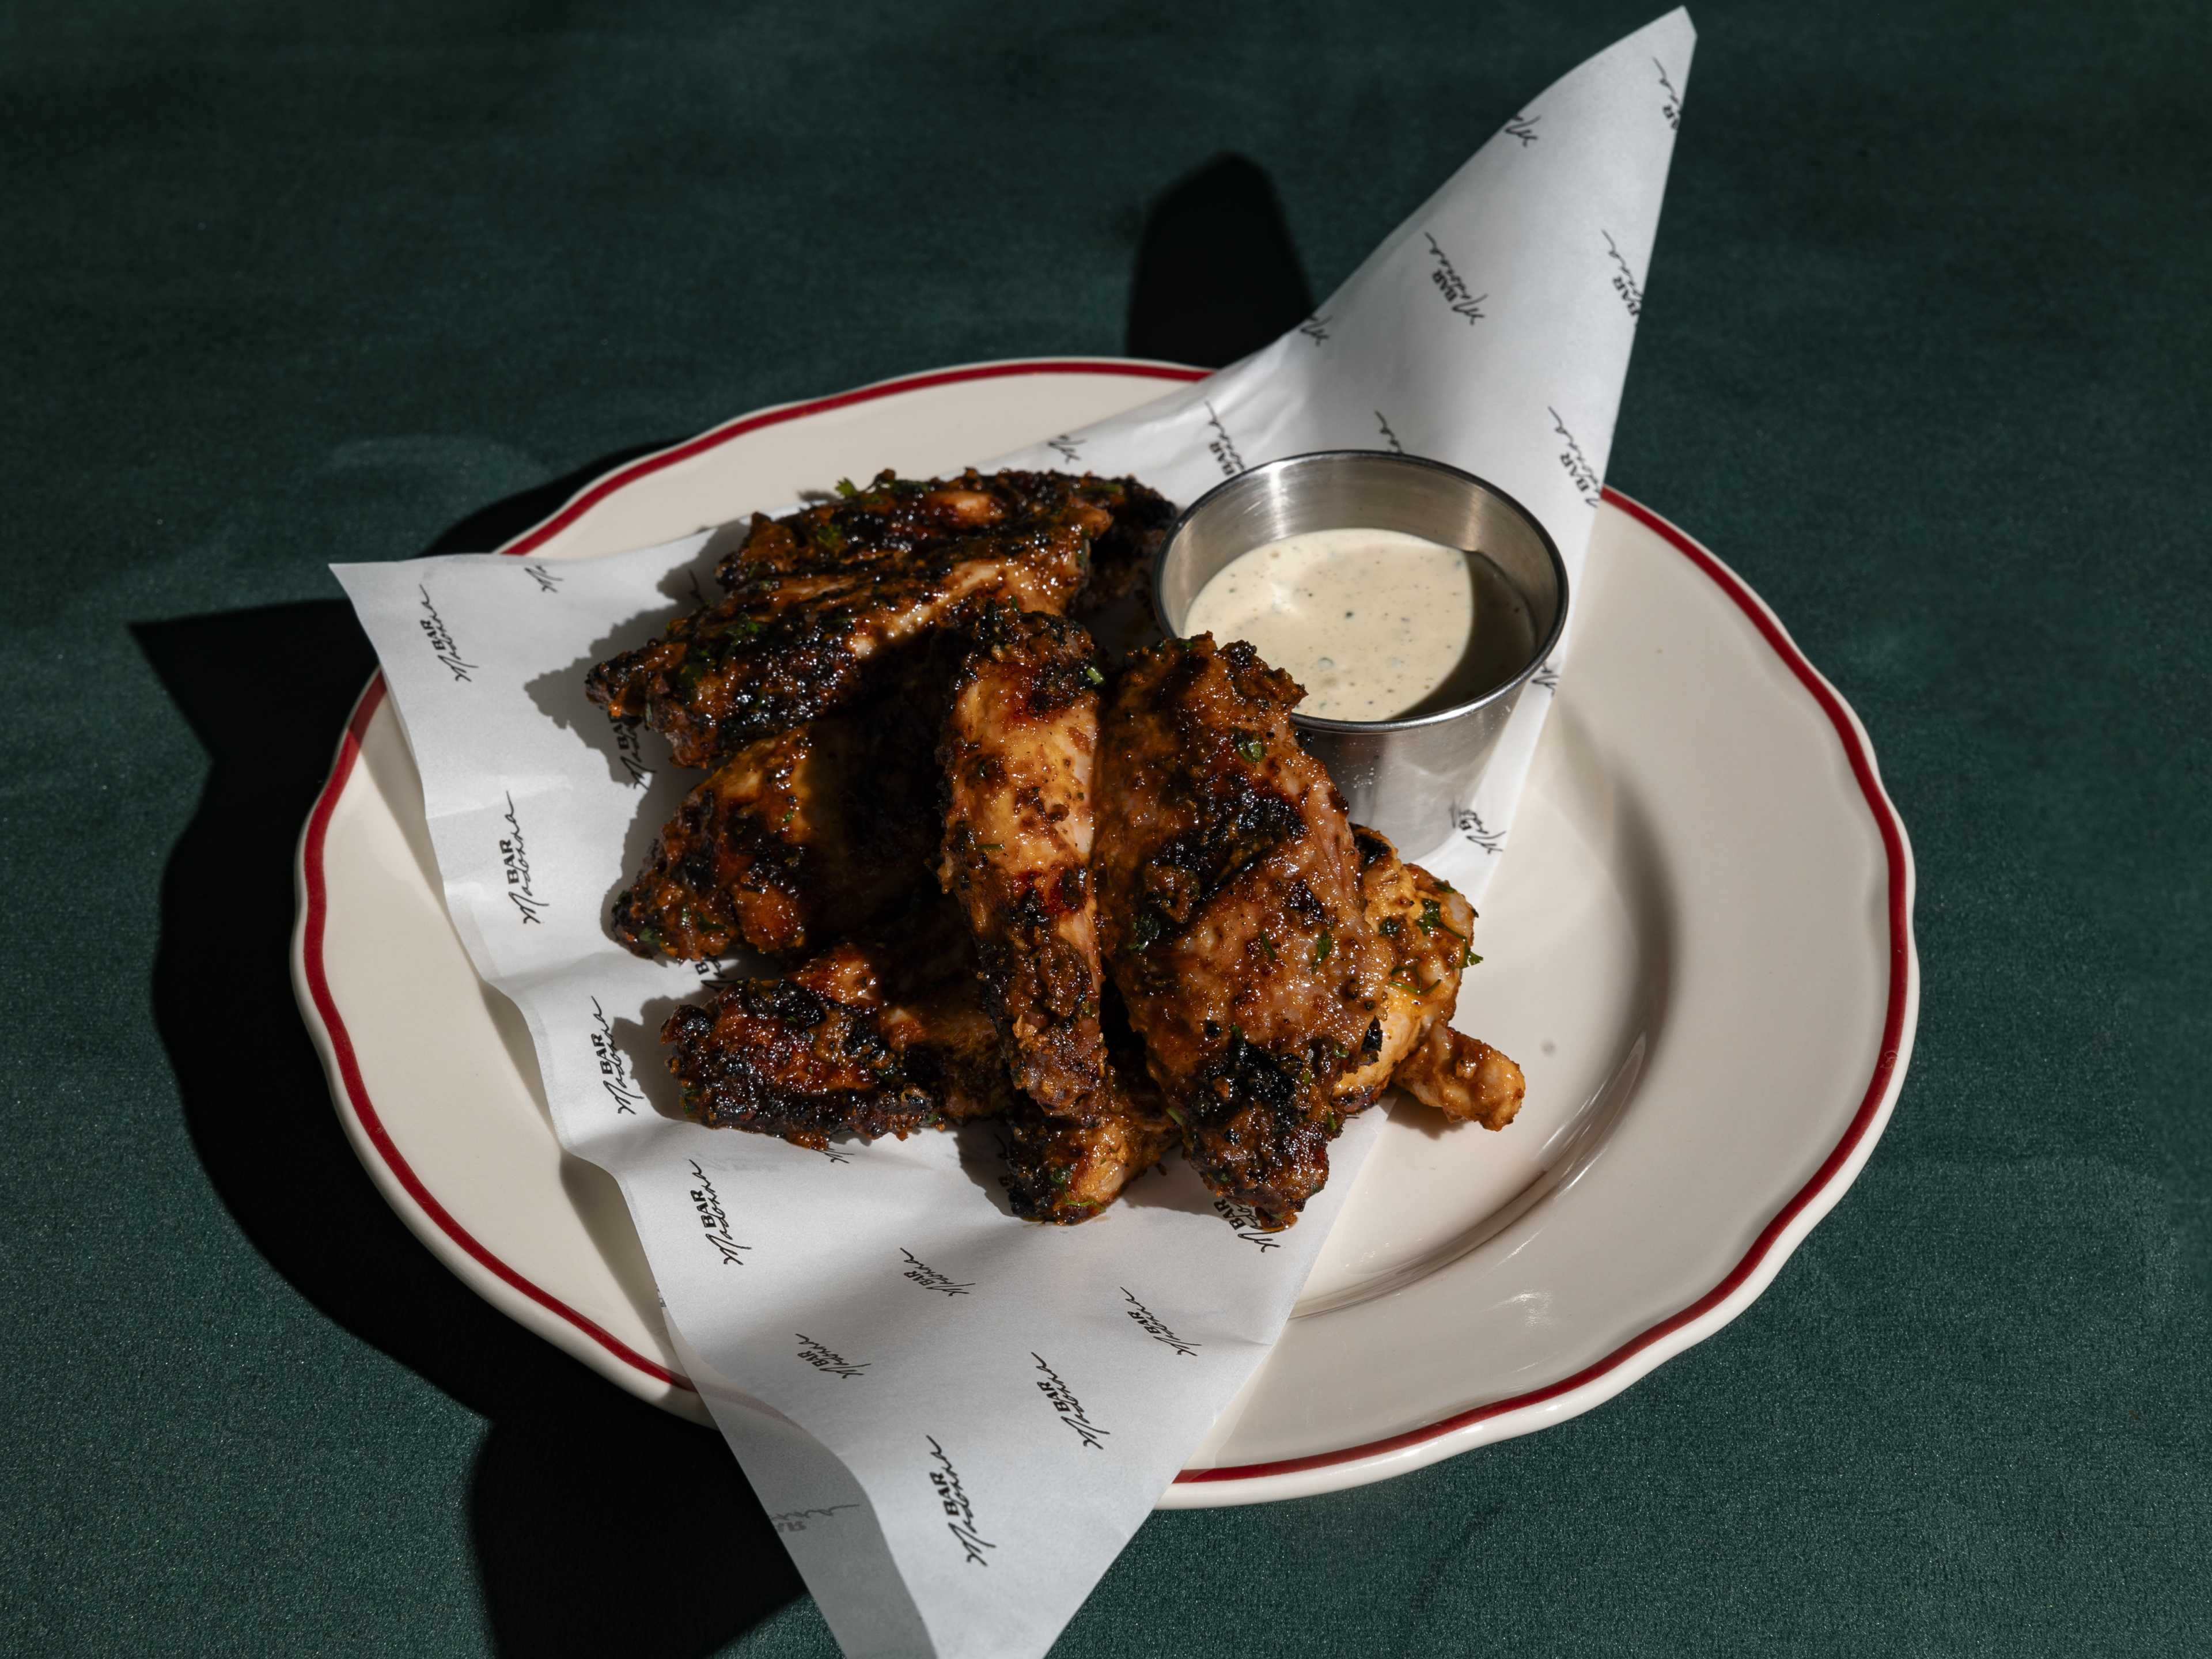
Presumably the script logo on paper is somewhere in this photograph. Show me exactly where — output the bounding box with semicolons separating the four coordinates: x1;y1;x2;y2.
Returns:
925;1437;995;1567
1202;400;1246;478
588;997;643;1116
795;1333;869;1380
1531;657;1561;694
498;792;549;924
1374;410;1406;455
1502;111;1540;147
1119;1287;1200;1357
686;1160;750;1266
1211;1198;1283;1251
1547;406;1603;509
1031;1353;1109;1450
772;1504;857;1535
1299;312;1332;346
522;563;563;594
1047;433;1084;464
1455;807;1507;856
611;721;652;789
899;1248;975;1296
1602;231;1643;319
1654;58;1683;130
416;585;477;683
1422;233;1487;327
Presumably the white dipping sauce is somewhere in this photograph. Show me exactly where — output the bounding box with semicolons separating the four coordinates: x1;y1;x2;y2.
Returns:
1182;527;1476;721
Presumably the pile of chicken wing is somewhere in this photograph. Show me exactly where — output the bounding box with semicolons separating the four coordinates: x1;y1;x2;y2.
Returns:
589;467;1524;1230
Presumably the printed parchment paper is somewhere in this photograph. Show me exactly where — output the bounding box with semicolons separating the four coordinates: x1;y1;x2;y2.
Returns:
332;13;1691;1654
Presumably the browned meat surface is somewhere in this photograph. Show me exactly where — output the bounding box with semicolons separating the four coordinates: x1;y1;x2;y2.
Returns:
1067;473;1176;609
612;697;936;963
937;605;1111;1120
1340;826;1527;1127
588;469;1175;768
1334;828;1475;1097
714;468;1174;608
1000;993;1177;1224
1396;1027;1526;1127
662;909;1009;1147
585;537;1087;769
1002;1094;1175;1222
1094;634;1394;1228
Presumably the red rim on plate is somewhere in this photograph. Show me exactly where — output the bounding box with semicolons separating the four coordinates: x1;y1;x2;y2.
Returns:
297;359;1910;1484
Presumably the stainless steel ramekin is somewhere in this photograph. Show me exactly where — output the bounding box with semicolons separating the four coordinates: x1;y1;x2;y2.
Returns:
1150;450;1568;857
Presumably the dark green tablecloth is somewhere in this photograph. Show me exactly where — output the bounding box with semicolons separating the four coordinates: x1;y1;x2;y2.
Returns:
8;1;2208;1653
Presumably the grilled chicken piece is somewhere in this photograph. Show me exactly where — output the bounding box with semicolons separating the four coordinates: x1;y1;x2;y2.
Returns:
1330;830;1467;1090
588;470;1175;767
1095;634;1395;1228
714;468;1174;608
663;907;1009;1147
1332;826;1525;1127
1001;992;1178;1224
1001;1088;1175;1223
937;606;1112;1120
938;607;1180;1223
613;697;936;963
1351;830;1526;1126
1393;1026;1525;1128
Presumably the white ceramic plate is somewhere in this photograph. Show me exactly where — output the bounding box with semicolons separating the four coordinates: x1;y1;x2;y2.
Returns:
293;358;1917;1508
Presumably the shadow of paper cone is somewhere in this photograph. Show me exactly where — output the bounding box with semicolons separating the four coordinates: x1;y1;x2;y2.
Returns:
1127;154;1316;367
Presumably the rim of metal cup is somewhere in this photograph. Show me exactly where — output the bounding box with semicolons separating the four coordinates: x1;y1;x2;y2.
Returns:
1147;450;1571;734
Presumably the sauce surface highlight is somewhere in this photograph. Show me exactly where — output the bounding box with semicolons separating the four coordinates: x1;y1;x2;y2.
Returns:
1182;527;1530;722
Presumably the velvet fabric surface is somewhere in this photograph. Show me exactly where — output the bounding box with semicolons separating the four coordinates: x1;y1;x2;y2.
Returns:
6;1;2207;1653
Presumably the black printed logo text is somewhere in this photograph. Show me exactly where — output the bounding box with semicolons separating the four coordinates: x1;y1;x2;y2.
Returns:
1423;233;1487;327
900;1248;974;1296
499;793;548;923
1120;1287;1200;1357
687;1161;749;1266
795;1333;869;1380
417;586;477;682
1547;405;1602;509
925;1437;995;1567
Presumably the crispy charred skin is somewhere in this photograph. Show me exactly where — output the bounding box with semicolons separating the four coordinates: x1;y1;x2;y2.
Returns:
587;470;1175;768
662;915;1009;1147
1069;474;1176;609
711;472;1013;588
1394;1025;1525;1128
1001;993;1177;1224
1339;826;1526;1127
1002;1094;1174;1223
712;468;1174;603
938;606;1111;1119
612;698;936;962
1334;828;1475;1097
585;535;1088;769
1095;634;1392;1228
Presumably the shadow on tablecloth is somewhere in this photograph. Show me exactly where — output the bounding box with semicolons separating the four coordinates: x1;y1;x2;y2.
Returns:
133;448;805;1658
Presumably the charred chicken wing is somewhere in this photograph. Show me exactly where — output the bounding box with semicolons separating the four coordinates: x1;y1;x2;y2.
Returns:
662;905;1009;1147
588;470;1173;768
613;696;937;963
1350;828;1525;1126
1094;635;1395;1227
997;982;1179;1225
714;468;1174;608
937;605;1113;1120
